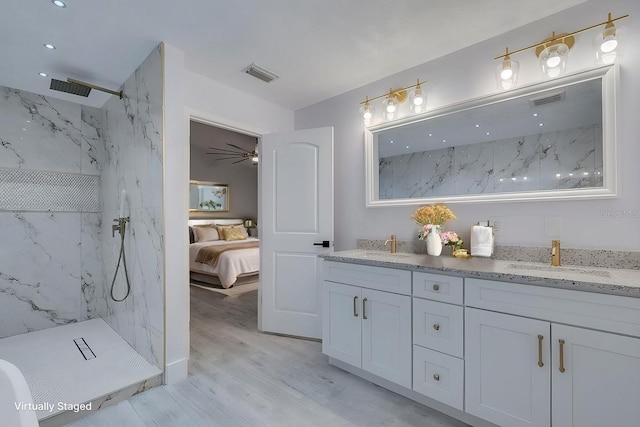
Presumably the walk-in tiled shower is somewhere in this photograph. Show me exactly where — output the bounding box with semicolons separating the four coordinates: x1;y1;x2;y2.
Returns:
0;45;165;425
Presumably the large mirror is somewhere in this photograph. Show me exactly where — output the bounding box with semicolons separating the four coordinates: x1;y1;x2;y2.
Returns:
365;65;618;206
189;180;229;212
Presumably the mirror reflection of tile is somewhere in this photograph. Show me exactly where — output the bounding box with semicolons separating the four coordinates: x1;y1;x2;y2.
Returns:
379;125;601;199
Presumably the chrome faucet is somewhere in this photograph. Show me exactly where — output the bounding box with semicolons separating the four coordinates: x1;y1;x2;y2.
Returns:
384;234;397;254
551;240;561;266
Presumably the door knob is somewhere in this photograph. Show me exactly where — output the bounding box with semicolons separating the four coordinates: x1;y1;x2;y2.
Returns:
313;240;330;247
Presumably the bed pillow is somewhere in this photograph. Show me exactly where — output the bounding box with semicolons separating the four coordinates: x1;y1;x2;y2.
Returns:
188;226;195;244
217;224;249;239
194;226;220;242
221;227;247;241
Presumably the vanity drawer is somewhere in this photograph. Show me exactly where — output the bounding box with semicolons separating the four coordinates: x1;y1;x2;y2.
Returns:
413;298;464;357
413;345;464;411
413;272;463;304
465;278;640;337
323;261;411;295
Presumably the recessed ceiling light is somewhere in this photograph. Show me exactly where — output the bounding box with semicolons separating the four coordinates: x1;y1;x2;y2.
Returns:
442;139;446;143
486;132;490;135
51;0;67;7
556;174;561;178
532;113;538;117
389;140;394;144
39;72;48;77
428;133;432;137
44;43;56;50
475;124;480;128
539;123;544;126
406;145;410;149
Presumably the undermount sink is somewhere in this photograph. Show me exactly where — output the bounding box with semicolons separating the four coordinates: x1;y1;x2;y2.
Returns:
506;263;611;278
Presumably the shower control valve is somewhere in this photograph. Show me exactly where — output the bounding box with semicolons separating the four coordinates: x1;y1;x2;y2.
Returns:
112;217;129;237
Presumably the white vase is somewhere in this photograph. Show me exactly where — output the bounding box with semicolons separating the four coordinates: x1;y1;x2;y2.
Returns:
426;225;442;256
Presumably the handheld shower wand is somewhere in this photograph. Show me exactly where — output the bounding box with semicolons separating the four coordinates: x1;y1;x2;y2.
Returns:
110;190;131;302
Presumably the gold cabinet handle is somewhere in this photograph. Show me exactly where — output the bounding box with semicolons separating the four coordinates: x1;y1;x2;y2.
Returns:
433;324;440;331
353;296;358;317
433;374;440;381
559;339;566;373
362;297;368;320
433;284;440;291
537;335;544;368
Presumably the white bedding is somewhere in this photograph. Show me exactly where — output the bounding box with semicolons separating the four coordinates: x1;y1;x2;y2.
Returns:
189;238;260;288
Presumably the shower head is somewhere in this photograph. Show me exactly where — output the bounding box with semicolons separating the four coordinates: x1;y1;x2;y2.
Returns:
50;79;92;97
49;78;123;99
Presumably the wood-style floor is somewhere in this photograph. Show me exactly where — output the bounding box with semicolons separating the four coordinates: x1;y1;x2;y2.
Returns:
67;287;469;427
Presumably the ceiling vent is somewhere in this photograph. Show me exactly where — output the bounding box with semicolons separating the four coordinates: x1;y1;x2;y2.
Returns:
243;63;279;83
530;91;565;107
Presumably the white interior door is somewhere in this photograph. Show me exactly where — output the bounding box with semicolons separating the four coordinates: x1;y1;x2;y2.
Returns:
260;127;333;338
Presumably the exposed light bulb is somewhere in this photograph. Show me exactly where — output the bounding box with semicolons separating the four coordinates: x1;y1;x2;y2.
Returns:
546;54;561;68
500;68;513;80
600;36;618;53
495;49;519;90
386;103;396;113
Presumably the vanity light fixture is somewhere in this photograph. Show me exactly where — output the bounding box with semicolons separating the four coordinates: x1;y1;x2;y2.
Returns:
360;97;374;126
359;79;426;124
594;13;626;65
536;32;574;78
495;48;519;89
493;12;628;86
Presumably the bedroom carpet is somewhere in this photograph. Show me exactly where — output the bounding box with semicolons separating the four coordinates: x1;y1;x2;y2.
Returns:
190;280;259;297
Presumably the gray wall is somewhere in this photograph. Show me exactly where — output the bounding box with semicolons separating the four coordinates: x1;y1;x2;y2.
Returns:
295;0;640;251
190;121;258;222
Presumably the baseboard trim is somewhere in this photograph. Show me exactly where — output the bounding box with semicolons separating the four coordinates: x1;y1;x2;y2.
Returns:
164;357;188;385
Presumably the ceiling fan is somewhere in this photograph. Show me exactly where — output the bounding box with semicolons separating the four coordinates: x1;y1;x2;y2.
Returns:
207;143;258;164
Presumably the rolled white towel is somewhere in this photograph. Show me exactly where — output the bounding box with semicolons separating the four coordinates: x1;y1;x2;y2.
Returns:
470;225;494;257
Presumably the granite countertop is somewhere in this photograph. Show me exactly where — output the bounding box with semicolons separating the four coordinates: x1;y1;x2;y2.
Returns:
320;250;640;298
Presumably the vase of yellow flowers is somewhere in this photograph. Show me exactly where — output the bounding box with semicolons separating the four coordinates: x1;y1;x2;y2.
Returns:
411;204;456;256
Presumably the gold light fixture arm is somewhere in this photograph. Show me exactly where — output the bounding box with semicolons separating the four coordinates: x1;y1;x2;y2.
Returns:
360;79;426;105
494;13;629;60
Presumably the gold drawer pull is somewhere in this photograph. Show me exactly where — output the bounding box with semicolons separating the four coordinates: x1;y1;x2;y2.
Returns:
433;324;440;331
353;296;358;317
432;284;440;291
537;334;544;368
433;374;440;381
559;339;566;373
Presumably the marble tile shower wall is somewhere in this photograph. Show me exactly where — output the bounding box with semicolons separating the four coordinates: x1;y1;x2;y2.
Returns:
0;87;105;338
99;45;164;369
379;125;600;199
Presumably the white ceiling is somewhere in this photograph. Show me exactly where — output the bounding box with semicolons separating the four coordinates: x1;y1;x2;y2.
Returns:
1;0;587;110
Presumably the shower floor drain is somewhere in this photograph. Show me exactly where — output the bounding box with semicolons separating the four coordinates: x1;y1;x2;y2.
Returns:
73;338;96;360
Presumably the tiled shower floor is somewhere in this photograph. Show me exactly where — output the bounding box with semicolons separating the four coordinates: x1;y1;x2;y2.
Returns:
0;319;161;422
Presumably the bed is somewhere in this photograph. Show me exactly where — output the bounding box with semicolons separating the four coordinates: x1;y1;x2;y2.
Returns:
188;219;259;288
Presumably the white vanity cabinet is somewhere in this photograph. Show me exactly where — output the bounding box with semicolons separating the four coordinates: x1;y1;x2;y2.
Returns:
465;278;640;427
412;272;465;410
322;262;412;388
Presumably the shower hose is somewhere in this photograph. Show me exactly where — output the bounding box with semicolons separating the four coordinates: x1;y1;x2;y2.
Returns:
110;219;131;302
